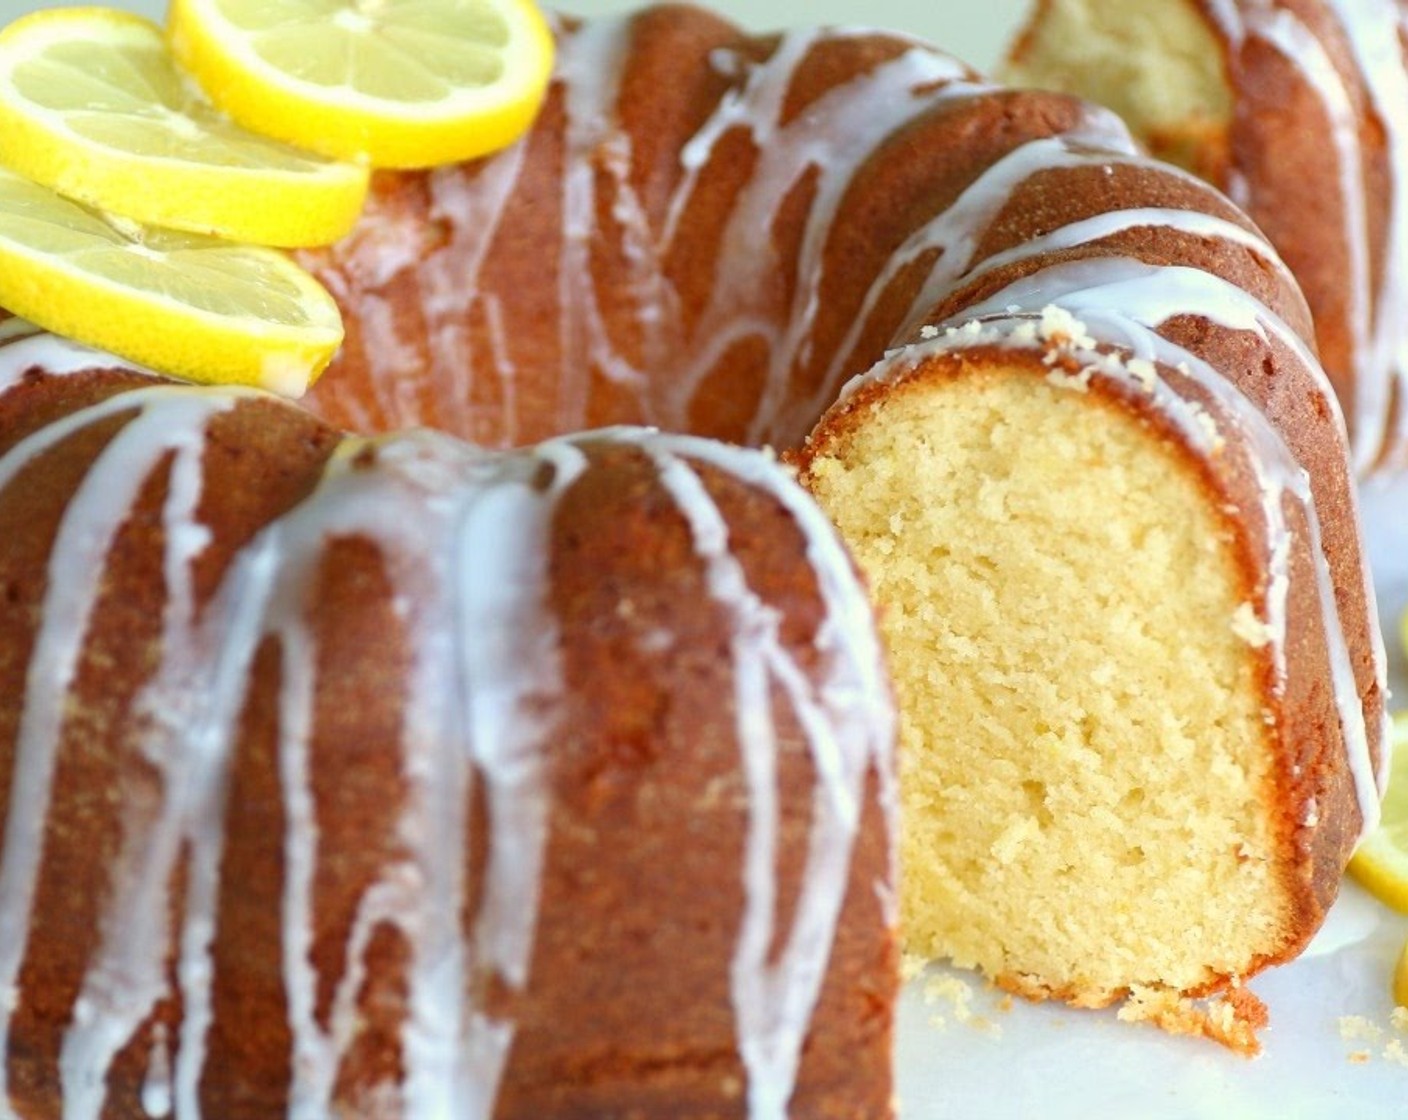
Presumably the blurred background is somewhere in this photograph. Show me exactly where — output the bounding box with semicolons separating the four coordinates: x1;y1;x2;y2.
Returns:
0;0;1031;72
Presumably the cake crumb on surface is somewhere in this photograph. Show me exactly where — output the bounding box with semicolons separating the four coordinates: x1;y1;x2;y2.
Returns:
1339;1015;1384;1044
900;953;928;983
1384;1038;1408;1068
1333;1011;1408;1065
923;974;976;1022
1118;985;1266;1055
919;973;1003;1037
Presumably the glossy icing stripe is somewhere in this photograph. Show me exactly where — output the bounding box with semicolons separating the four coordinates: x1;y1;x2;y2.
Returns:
660;35;984;446
59;394;218;1119
616;428;891;1119
667;434;897;846
1321;0;1408;464
0;320;148;389
0;387;238;1114
1202;0;1408;470
961;205;1298;290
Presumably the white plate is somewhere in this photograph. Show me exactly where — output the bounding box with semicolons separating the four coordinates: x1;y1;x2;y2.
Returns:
898;472;1408;1119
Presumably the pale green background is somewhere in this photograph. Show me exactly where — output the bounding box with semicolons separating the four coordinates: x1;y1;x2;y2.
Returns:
0;0;1030;71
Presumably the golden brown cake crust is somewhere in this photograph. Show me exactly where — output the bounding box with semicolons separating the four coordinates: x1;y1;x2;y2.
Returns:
1006;0;1408;473
0;365;897;1118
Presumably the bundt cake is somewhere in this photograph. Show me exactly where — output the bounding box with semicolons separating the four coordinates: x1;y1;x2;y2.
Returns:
0;1;1390;1114
1005;0;1408;475
0;327;897;1118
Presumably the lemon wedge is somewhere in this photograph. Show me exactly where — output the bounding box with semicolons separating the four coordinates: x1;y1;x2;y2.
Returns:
169;0;555;169
1350;712;1408;911
0;7;368;247
0;167;342;394
1394;936;1408;1007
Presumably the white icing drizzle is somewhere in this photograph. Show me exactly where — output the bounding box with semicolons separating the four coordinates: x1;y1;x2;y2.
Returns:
0;387;238;1115
1202;0;1408;471
57;388;229;1120
614;430;893;1118
308;19;984;449
1322;0;1408;466
139;1024;173;1119
645;35;977;447
0;347;888;1117
0;319;149;388
958;205;1299;291
211;430;585;1119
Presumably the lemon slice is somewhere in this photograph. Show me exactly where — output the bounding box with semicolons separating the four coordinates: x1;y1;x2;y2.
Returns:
0;7;367;248
1350;712;1408;911
169;0;555;169
1395;936;1408;1007
0;168;342;394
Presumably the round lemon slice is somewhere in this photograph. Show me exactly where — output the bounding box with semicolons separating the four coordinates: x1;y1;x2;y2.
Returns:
169;0;556;169
0;7;368;247
0;168;342;394
1350;712;1408;911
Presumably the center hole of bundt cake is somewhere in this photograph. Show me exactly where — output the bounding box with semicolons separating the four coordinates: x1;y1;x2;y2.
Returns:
804;365;1288;1004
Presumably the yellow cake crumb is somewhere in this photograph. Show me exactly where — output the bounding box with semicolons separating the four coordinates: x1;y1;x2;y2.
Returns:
1231;602;1274;648
1004;0;1234;176
1118;985;1265;1055
920;974;1003;1037
1343;1015;1382;1040
900;953;928;983
1339;1015;1384;1044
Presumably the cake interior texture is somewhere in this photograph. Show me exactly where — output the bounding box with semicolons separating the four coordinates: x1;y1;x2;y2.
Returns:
804;361;1294;1006
1005;0;1232;175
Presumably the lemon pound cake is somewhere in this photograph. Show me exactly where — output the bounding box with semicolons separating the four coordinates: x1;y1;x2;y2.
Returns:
797;297;1385;1049
0;4;1392;1111
1006;0;1408;474
0;338;897;1117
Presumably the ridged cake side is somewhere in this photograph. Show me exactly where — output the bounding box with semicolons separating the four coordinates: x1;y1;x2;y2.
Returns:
0;336;896;1118
1007;0;1408;472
